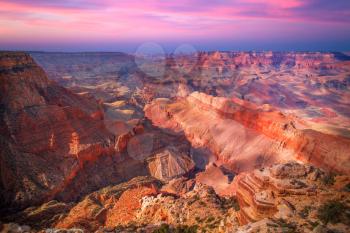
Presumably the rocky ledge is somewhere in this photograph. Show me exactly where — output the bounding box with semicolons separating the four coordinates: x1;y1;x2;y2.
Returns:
235;162;350;232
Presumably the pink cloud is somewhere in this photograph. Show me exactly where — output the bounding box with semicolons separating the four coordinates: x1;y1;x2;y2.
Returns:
0;0;349;49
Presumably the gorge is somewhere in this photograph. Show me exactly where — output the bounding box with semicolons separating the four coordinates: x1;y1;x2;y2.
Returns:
0;51;349;233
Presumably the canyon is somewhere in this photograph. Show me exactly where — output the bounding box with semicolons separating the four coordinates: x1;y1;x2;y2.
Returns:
0;51;349;232
144;92;350;174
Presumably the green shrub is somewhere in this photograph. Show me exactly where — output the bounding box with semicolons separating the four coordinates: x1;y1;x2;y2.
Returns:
195;216;202;223
153;224;198;233
206;216;215;223
173;225;198;233
207;223;217;229
306;220;319;230
198;201;207;206
343;183;350;192
317;200;349;224
126;223;137;231
274;218;297;233
188;195;199;205
153;223;170;233
221;196;240;211
322;172;336;186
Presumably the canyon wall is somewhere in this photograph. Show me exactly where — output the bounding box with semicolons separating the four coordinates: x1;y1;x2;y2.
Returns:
145;92;350;174
0;52;147;210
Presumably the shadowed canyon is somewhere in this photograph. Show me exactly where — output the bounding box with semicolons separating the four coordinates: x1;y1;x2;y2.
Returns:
0;51;349;233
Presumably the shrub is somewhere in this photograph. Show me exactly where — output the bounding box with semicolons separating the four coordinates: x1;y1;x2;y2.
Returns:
322;172;336;186
153;223;170;233
188;195;199;205
306;220;319;230
153;224;199;233
206;216;215;223
126;223;137;231
195;216;202;223
317;200;349;224
274;218;297;233
343;183;350;192
173;225;198;233
198;201;207;206
222;197;240;211
207;223;217;229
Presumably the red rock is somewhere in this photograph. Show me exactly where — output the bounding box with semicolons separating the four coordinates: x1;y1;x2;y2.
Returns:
104;185;158;227
160;177;195;196
147;146;195;182
145;92;350;175
233;162;349;225
0;52;117;209
196;163;233;196
55;176;160;232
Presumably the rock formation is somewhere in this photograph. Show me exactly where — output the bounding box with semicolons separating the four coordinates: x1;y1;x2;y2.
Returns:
1;51;350;232
234;162;350;232
0;52;195;212
145;92;350;174
147;146;195;182
0;52;126;210
3;176;161;232
195;163;235;196
2;165;349;233
160;177;196;196
136;183;239;232
2;176;238;232
54;176;160;232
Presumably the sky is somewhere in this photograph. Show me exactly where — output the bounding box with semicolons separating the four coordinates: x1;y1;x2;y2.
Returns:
0;0;349;52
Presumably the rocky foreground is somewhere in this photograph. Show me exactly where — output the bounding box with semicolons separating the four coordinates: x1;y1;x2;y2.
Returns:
1;162;349;233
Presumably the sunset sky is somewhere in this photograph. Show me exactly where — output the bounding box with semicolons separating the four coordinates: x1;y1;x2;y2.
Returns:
0;0;349;52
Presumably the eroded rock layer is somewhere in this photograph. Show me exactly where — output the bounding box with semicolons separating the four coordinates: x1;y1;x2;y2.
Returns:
0;52;120;209
4;164;349;233
145;92;350;174
1;51;350;232
147;146;195;182
234;162;350;233
0;52;197;211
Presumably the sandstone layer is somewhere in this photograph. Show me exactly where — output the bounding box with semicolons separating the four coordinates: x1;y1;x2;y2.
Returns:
145;92;350;174
1;51;349;232
147;146;195;182
3;164;349;233
234;162;350;232
0;52;142;210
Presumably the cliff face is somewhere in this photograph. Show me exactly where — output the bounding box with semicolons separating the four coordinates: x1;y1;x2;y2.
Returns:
196;51;343;69
145;92;350;174
145;94;296;173
188;92;350;175
0;52;199;210
0;52;121;209
1;51;349;232
31;51;350;138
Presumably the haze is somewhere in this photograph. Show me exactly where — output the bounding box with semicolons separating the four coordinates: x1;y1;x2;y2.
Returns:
1;0;350;52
